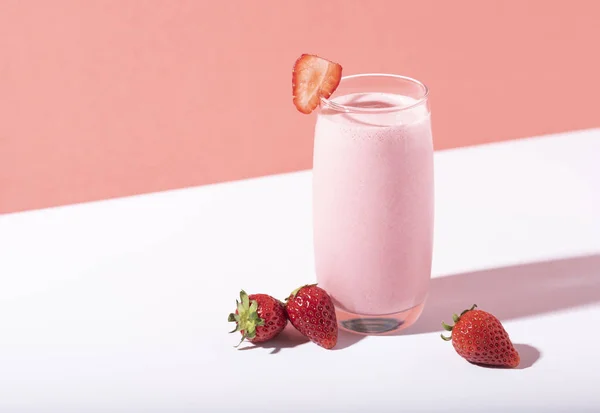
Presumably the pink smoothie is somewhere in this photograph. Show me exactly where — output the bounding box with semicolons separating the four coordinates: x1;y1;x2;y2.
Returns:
312;92;434;316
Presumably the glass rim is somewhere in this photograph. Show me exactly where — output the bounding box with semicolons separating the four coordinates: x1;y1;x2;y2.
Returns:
319;73;429;114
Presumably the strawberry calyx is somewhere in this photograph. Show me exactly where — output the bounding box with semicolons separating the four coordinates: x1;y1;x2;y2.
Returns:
228;290;265;347
286;283;318;301
440;304;477;341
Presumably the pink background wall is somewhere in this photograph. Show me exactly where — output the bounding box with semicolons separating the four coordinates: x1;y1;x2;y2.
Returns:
1;1;599;214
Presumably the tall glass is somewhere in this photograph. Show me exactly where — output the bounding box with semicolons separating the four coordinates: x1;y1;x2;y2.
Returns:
312;74;433;335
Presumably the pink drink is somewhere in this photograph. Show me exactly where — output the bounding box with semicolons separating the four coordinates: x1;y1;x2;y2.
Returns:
312;74;433;335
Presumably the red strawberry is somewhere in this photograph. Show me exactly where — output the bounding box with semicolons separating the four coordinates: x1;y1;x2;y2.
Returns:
292;54;343;114
285;284;338;349
228;290;287;347
441;304;520;368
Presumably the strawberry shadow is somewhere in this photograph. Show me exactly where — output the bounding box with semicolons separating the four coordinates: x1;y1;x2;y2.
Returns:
237;324;309;354
513;344;541;369
237;324;365;353
467;344;541;370
333;329;366;350
395;253;600;336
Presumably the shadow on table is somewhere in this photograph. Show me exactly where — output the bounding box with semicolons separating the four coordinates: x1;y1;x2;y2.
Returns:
400;253;600;336
334;329;366;350
513;344;541;369
237;324;365;354
238;324;308;354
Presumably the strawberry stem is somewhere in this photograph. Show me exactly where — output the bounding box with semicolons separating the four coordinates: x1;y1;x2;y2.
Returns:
441;322;454;331
441;333;452;341
233;335;246;348
460;304;477;316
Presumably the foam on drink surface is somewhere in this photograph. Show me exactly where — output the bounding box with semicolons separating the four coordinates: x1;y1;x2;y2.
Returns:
320;92;429;128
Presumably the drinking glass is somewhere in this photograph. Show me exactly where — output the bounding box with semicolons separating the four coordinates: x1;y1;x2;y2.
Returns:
312;74;433;335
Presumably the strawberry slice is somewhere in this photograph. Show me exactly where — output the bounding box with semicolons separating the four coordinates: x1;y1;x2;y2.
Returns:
292;54;343;114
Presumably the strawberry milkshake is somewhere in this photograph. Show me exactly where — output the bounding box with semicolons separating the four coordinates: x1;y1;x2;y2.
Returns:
290;55;433;335
311;74;434;334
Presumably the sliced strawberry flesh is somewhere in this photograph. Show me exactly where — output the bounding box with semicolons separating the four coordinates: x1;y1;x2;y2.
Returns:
292;54;343;114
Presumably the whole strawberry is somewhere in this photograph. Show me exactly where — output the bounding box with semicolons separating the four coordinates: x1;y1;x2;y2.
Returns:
285;284;338;349
228;290;287;347
441;304;520;368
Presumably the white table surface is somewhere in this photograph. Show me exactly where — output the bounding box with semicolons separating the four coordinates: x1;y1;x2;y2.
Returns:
1;128;600;413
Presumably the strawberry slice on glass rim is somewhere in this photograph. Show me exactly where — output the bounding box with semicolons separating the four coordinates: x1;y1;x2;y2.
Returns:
292;54;343;114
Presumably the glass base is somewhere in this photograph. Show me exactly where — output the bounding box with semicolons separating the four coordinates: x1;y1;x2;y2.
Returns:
335;302;425;335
